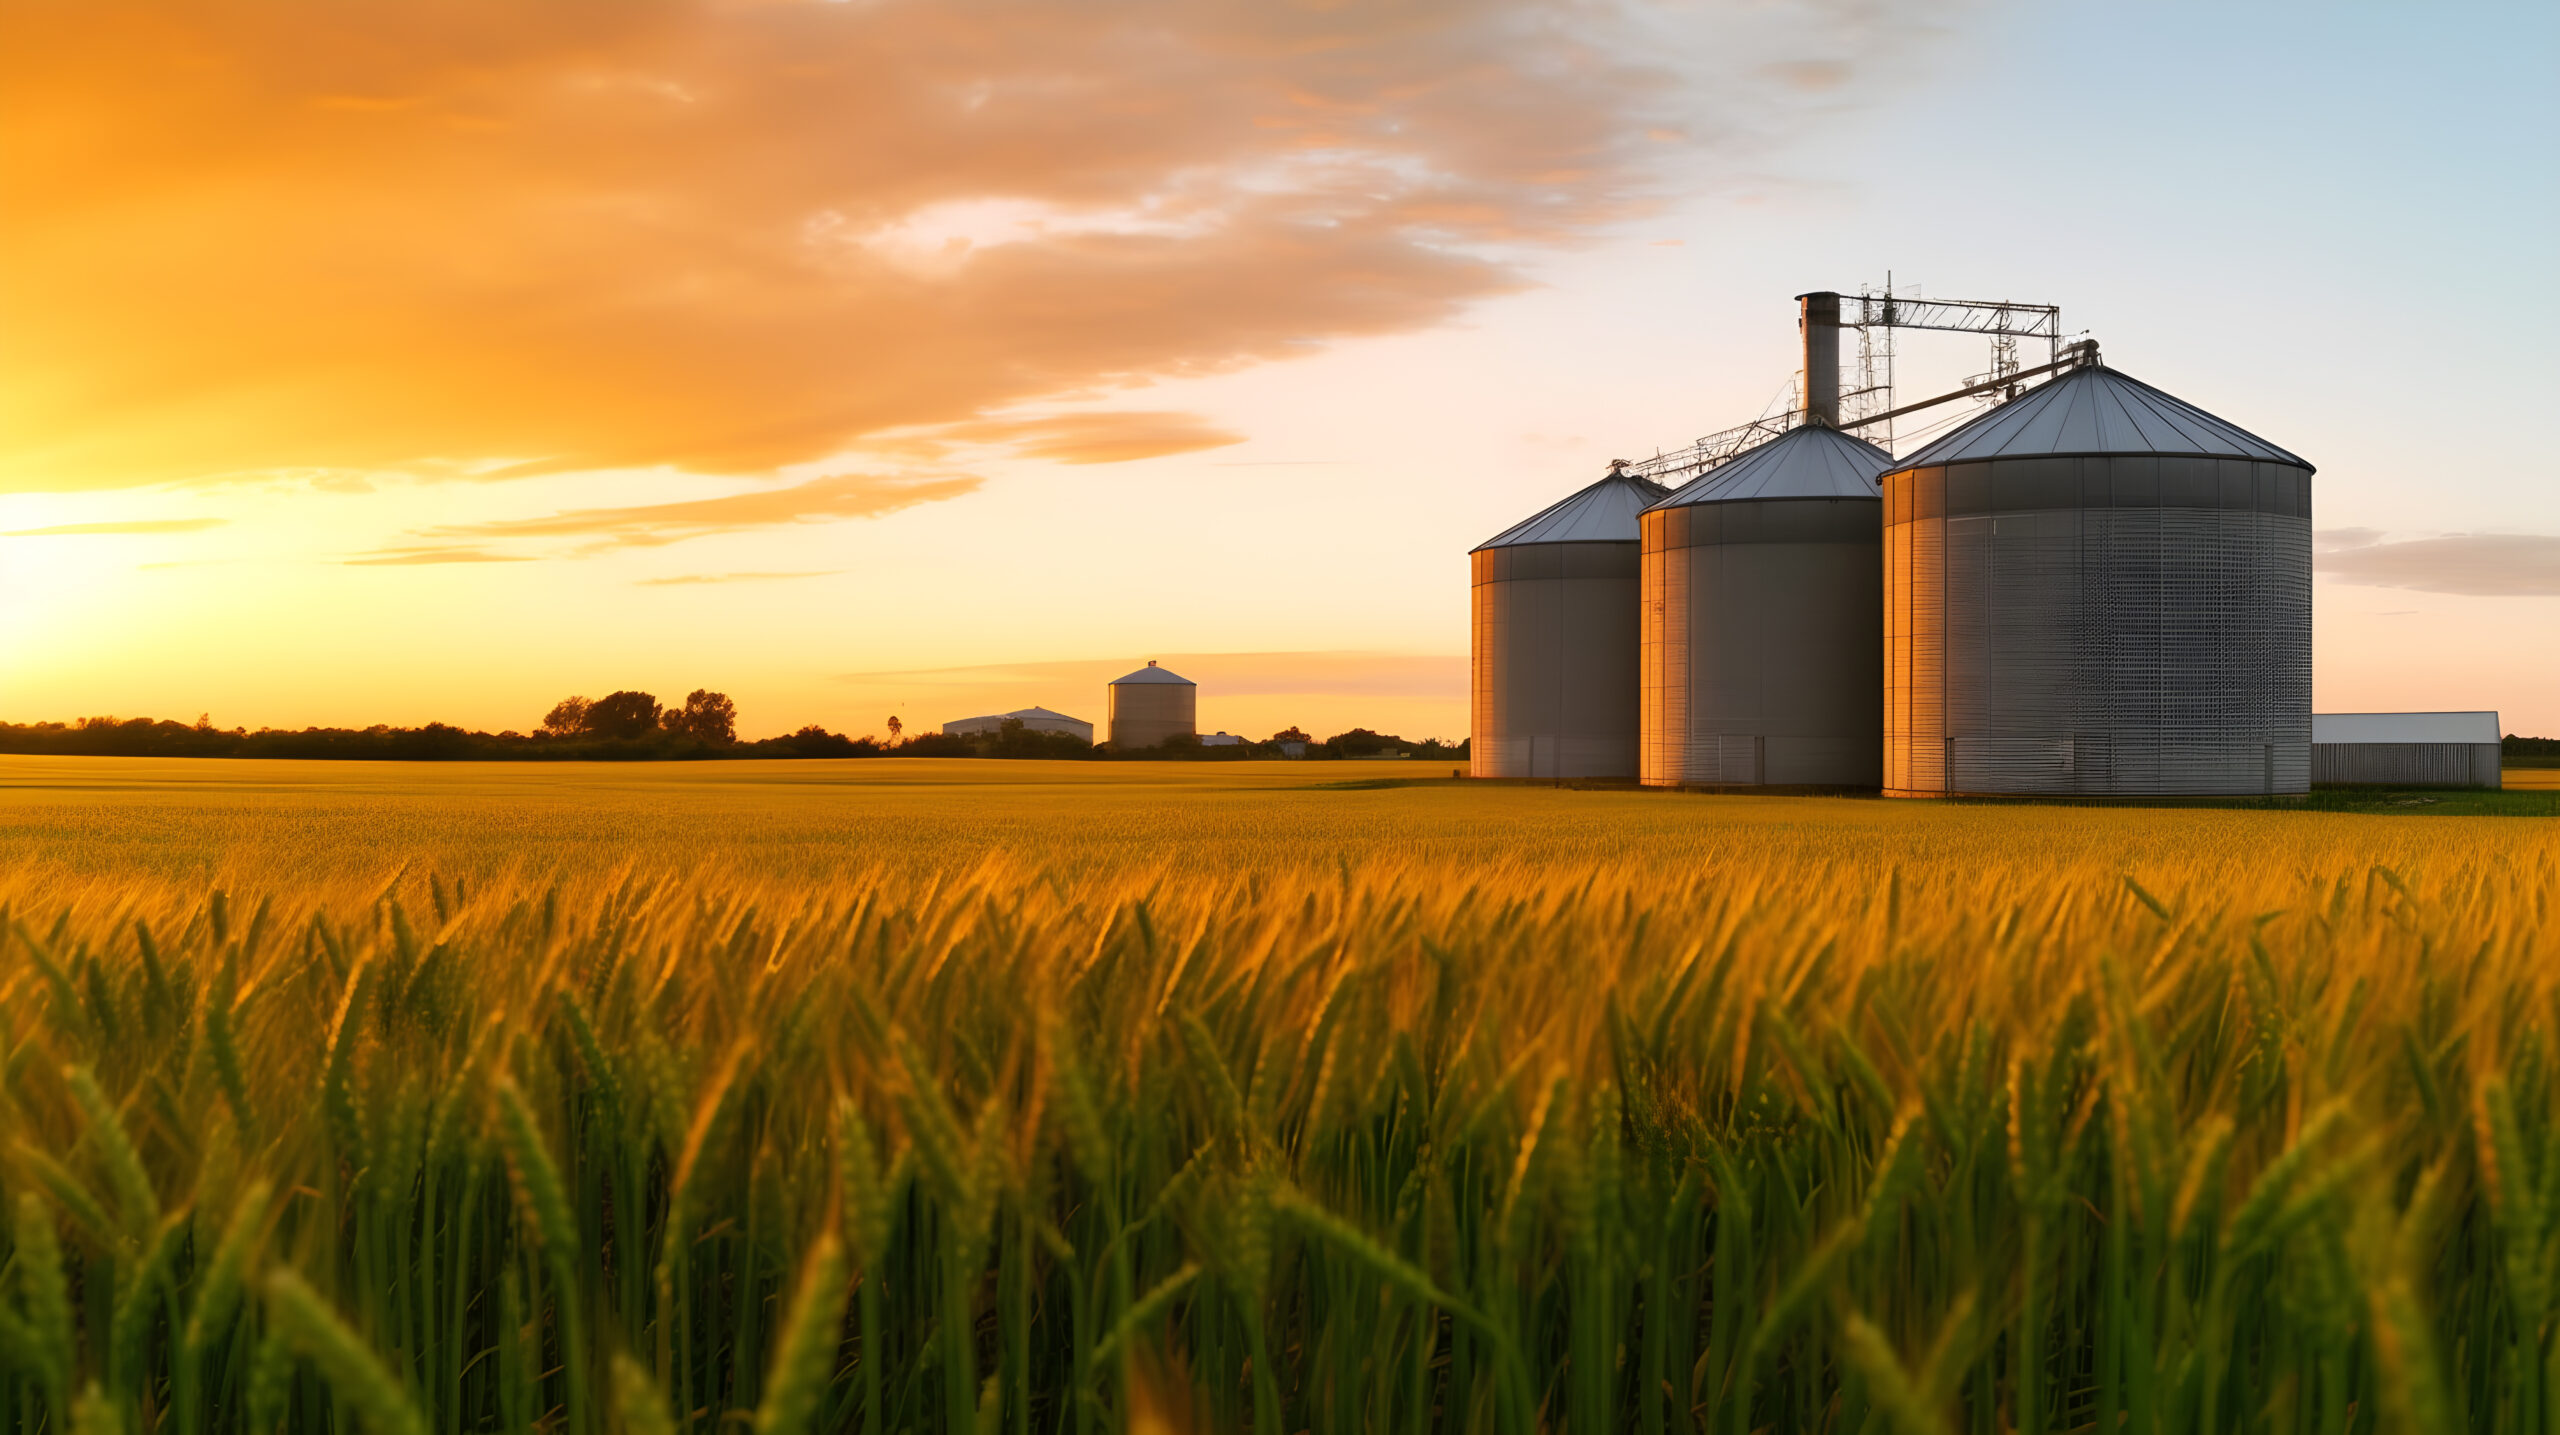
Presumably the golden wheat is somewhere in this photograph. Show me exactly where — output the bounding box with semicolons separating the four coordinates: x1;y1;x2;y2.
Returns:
0;756;2552;1432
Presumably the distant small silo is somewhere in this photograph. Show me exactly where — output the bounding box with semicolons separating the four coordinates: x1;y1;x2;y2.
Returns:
1107;662;1197;749
1470;464;1671;778
1640;424;1890;787
1880;355;2315;796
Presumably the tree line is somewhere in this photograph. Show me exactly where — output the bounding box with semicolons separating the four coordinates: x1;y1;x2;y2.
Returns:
0;695;1470;763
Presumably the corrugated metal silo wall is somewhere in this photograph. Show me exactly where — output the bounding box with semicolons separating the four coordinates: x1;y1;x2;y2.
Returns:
1471;541;1643;777
1640;499;1881;786
1883;457;2311;795
1107;685;1197;749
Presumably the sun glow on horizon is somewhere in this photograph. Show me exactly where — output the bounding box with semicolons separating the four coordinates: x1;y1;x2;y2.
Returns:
4;0;2553;734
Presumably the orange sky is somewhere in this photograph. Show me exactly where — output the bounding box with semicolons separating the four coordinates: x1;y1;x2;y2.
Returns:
5;0;1649;494
5;1;2554;740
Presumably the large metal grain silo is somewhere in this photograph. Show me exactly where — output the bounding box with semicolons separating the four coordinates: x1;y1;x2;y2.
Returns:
1107;661;1197;749
1639;423;1890;787
1470;465;1670;778
1880;354;2314;796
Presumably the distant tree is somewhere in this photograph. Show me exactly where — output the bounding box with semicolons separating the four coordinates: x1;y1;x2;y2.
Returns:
887;715;903;741
388;722;472;760
542;696;592;736
663;689;738;743
989;717;1094;760
783;724;860;757
1269;726;1311;744
1324;727;1399;757
585;690;663;739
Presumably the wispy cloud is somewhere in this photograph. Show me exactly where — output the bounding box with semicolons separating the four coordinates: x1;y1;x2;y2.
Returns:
6;518;226;536
2316;531;2560;597
936;411;1245;465
2;1;1938;495
1764;60;1851;91
345;546;538;566
429;473;980;550
637;570;841;587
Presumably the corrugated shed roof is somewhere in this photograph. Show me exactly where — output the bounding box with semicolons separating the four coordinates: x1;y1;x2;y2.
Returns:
1110;663;1193;686
2313;711;2499;744
1471;468;1671;551
1648;424;1888;509
1890;364;2311;471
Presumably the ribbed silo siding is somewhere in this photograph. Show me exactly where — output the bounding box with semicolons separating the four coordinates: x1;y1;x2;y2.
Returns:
1107;685;1196;750
1641;499;1882;788
1471;541;1644;778
1882;496;1946;793
2311;743;2501;788
1882;457;2311;796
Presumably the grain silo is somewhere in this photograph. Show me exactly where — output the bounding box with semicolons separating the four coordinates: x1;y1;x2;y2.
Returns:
1639;423;1890;786
1107;661;1197;749
1880;351;2314;796
1470;464;1670;777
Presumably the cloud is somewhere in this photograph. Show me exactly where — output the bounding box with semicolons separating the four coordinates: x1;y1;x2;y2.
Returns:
429;472;980;548
5;518;227;536
345;547;540;566
0;0;1924;494
936;411;1245;465
637;570;840;586
1766;60;1851;91
2316;532;2560;597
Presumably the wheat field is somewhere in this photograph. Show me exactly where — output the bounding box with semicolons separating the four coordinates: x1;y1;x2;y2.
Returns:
1;757;2552;1433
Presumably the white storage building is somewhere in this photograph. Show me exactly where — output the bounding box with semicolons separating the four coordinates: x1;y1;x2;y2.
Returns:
942;706;1094;743
2310;711;2500;788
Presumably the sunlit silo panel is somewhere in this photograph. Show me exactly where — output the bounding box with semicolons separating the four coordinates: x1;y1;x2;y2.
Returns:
1639;424;1889;787
1106;661;1197;749
1880;361;2314;796
1470;465;1670;778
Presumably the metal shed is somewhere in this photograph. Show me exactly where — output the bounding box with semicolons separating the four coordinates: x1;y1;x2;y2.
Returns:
944;706;1094;743
1106;662;1196;749
1879;360;2315;796
1640;424;1889;787
1471;464;1671;778
2311;711;2501;787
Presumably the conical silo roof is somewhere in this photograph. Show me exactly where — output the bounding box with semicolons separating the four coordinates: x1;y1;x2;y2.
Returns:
1110;661;1193;686
1890;363;2311;470
1471;466;1672;551
1649;424;1890;509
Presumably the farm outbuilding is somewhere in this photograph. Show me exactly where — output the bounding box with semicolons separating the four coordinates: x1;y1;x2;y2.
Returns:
2311;711;2501;788
943;706;1093;743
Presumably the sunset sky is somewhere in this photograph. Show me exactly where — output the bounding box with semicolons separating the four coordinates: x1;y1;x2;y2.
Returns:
6;0;2555;741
